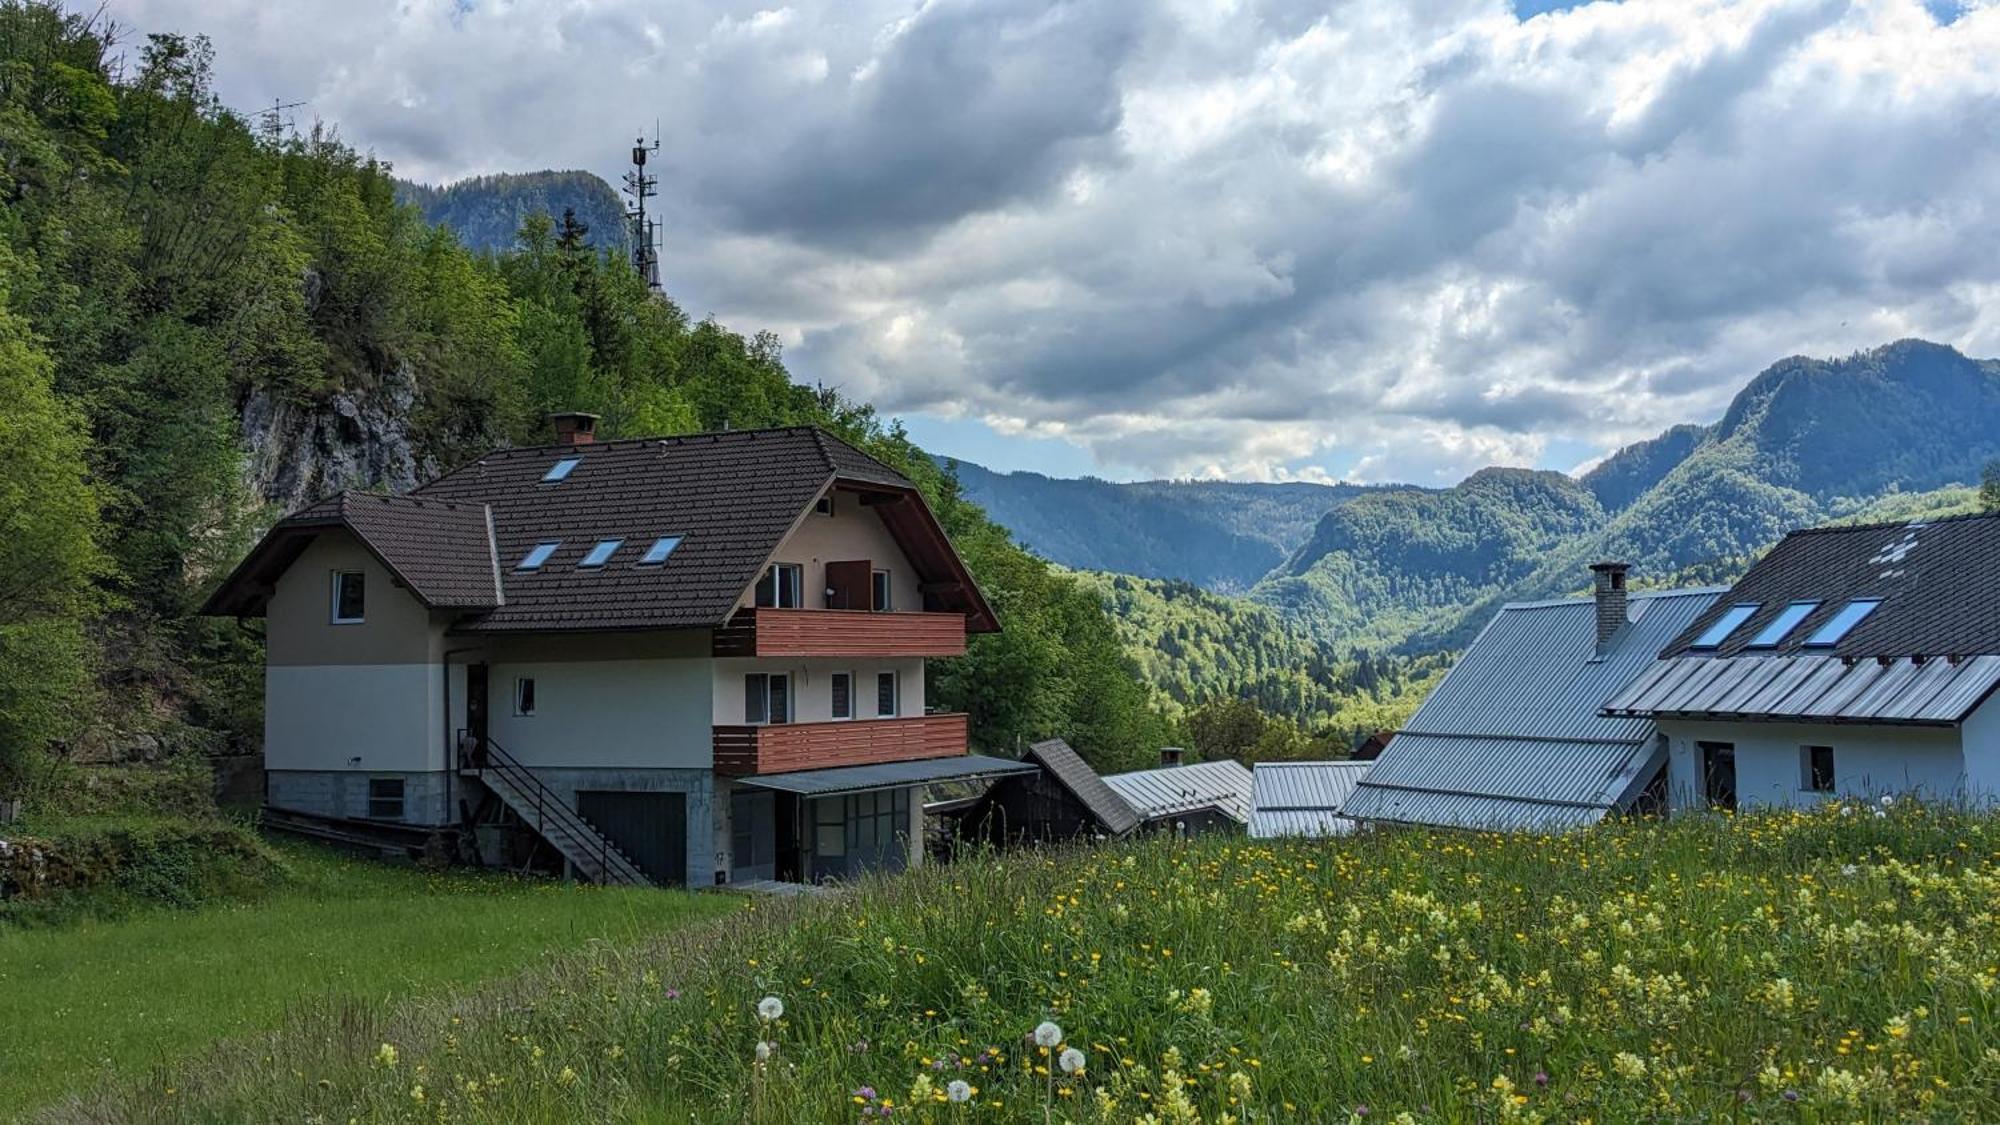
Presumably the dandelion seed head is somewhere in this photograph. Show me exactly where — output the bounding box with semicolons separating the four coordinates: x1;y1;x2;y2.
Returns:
757;995;784;1022
1033;1021;1063;1048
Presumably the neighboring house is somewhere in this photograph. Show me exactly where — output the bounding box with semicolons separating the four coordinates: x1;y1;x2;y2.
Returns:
1604;515;2000;811
203;418;1034;887
1248;761;1372;838
1102;757;1254;835
1342;564;1721;831
952;738;1141;845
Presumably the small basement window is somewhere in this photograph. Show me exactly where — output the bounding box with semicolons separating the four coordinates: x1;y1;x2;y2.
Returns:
331;571;366;624
1805;599;1881;647
542;457;581;483
638;535;683;565
514;677;537;717
1801;745;1835;792
876;670;899;718
518;542;560;570
367;777;405;820
872;569;893;612
579;539;623;568
1747;600;1821;648
1690;603;1759;650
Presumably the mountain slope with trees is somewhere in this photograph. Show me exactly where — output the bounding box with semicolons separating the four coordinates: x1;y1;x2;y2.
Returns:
398;170;630;257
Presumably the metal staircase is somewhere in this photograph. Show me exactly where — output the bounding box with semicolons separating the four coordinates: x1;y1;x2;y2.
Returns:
460;736;652;887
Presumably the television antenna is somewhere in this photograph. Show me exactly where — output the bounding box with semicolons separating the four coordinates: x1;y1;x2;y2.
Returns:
622;125;662;290
258;98;307;143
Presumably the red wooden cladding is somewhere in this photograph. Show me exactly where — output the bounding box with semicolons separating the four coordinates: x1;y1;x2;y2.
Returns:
711;608;967;658
712;713;970;775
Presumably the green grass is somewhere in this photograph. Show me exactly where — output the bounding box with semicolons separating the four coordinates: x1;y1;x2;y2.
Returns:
0;839;738;1119
60;802;2000;1123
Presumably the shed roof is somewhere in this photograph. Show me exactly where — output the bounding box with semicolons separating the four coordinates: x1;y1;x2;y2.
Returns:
1248;761;1371;838
1340;586;1718;832
1024;739;1141;836
737;754;1036;796
1102;759;1254;824
1604;652;2000;726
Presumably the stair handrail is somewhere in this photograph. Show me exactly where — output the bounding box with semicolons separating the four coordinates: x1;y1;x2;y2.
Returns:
460;733;621;883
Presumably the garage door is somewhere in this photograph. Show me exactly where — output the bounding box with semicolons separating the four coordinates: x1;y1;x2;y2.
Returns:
576;790;687;886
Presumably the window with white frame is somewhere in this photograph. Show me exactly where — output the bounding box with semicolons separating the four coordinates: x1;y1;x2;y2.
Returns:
514;677;537;717
1801;745;1835;792
367;777;405;820
755;563;804;608
831;672;854;720
875;670;899;718
331;570;366;624
872;569;892;612
744;673;791;724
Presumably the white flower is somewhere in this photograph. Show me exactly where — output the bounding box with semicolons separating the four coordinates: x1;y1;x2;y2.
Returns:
1879;795;1894;807
754;1040;774;1062
1841;805;1856;817
947;1079;973;1103
1033;1021;1063;1048
1841;864;1858;876
1059;1047;1086;1074
757;995;785;1022
1873;809;1887;819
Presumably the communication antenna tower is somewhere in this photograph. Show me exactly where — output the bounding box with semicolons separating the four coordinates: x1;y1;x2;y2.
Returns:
623;127;663;290
259;98;307;143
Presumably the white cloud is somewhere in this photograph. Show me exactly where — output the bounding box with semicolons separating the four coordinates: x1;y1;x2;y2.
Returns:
109;0;2000;482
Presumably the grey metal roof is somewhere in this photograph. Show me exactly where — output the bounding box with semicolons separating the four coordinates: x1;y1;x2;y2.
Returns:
739;754;1036;796
1248;761;1371;838
1341;587;1717;832
1025;739;1141;836
1102;759;1254;824
1604;652;2000;725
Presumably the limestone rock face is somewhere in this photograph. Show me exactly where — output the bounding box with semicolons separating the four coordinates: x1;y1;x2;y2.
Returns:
237;362;432;510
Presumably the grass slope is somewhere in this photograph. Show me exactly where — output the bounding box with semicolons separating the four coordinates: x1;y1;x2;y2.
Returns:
2;840;736;1118
75;805;2000;1122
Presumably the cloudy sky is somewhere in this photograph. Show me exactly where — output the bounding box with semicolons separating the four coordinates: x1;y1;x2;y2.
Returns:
110;0;2000;484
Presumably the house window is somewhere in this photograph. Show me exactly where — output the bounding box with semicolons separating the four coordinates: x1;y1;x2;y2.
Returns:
514;677;537;717
638;536;682;565
815;493;835;516
831;672;853;720
755;564;804;608
876;671;899;718
1690;603;1758;650
331;571;366;624
518;542;560;570
872;569;892;612
1802;745;1835;792
579;539;623;568
367;777;405;820
1805;599;1882;647
745;673;790;724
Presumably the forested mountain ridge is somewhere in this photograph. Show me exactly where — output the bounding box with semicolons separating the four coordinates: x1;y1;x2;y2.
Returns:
949;462;1370;591
398;170;630;256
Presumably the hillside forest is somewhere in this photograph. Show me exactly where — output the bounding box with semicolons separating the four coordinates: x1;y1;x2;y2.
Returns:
0;2;1247;795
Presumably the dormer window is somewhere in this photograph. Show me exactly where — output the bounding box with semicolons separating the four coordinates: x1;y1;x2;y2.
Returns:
1690;603;1758;650
1805;599;1881;647
517;542;560;571
330;571;365;624
638;536;682;565
542;457;581;483
579;539;623;568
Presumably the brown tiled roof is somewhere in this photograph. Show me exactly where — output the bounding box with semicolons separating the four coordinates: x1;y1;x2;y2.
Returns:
201;492;500;615
1662;513;2000;659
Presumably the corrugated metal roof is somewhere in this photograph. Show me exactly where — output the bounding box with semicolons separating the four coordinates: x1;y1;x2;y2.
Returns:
1249;761;1371;838
1604;653;2000;725
1024;739;1141;836
740;754;1037;796
1341;587;1715;832
1103;760;1253;824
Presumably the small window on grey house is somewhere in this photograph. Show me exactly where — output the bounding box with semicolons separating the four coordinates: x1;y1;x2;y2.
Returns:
831;672;853;720
514;677;537;716
331;570;366;624
367;777;405;820
876;671;899;718
1802;745;1835;792
872;569;892;612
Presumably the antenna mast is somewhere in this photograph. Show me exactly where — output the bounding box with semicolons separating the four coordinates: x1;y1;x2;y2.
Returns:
622;130;662;290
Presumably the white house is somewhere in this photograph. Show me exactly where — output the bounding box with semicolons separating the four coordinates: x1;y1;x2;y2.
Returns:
1604;514;2000;810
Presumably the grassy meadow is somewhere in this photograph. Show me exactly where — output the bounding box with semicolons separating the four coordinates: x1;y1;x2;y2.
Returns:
1;840;738;1119
52;801;2000;1123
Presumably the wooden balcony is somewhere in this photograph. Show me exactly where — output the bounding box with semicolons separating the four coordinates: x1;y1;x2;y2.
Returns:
713;713;970;776
712;608;967;658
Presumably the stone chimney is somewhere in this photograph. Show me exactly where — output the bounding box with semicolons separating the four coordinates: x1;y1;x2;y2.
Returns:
1589;561;1630;654
548;411;601;446
1159;746;1186;768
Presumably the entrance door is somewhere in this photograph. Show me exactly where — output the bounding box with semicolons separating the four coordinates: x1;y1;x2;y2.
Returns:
1699;742;1737;810
576;791;687;886
465;664;490;755
730;788;777;883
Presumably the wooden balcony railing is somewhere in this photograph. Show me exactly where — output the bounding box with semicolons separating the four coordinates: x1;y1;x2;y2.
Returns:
712;608;967;658
713;713;970;776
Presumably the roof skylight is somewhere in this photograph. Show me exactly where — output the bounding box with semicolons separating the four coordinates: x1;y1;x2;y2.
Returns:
638;535;683;565
542;457;581;483
1690;603;1759;650
1804;598;1881;647
579;539;623;568
518;542;560;570
1746;600;1820;648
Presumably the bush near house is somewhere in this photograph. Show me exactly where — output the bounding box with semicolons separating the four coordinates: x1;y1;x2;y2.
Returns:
66;802;2000;1122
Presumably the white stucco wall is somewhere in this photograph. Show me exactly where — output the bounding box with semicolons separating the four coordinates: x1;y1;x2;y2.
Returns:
711;657;928;724
265;664;442;772
1960;691;2000;802
735;488;923;612
479;632;715;769
1660;718;1971;812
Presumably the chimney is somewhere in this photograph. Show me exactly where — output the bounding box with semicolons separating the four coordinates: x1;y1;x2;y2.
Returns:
547;412;601;446
1589;561;1630;653
1159;746;1186;768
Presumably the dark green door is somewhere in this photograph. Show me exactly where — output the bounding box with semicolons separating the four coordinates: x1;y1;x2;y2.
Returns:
576;791;686;886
